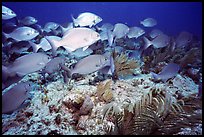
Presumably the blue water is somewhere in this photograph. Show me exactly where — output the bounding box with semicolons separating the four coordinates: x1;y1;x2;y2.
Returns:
2;2;202;38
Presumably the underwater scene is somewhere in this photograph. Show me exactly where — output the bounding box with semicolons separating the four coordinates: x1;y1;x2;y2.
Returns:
2;2;202;135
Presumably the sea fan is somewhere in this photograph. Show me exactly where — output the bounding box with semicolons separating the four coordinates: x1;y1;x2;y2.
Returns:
96;79;113;103
113;52;140;79
107;89;185;135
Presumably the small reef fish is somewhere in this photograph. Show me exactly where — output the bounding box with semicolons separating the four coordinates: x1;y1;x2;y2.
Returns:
67;54;111;77
140;18;157;27
143;33;170;49
2;5;16;20
150;63;180;82
3;53;51;78
45;27;100;56
2;81;32;114
127;26;145;39
71;12;102;27
3;26;39;42
19;16;38;26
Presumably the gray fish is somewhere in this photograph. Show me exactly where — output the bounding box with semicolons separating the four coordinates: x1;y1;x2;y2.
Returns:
100;31;108;41
113;23;129;39
149;29;163;39
2;6;16;20
99;23;114;32
143;33;170;49
175;31;193;48
140;18;157;27
42;56;67;74
107;29;114;47
151;63;180;82
70;54;111;76
3;53;51;77
30;36;61;52
46;27;100;56
44;22;60;33
127;27;145;39
2;81;32;114
71;12;102;27
3;26;39;42
3;22;18;33
60;22;74;34
19;16;38;26
70;47;93;59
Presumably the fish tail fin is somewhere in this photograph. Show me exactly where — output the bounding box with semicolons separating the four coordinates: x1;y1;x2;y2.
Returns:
28;41;41;53
71;14;78;27
143;37;152;50
45;36;60;56
150;72;159;80
2;32;9;39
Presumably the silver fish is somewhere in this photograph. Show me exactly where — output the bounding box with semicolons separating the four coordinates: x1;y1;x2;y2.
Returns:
2;6;16;20
44;22;60;33
2;81;32;114
143;33;170;49
99;23;114;32
60;22;74;34
19;16;38;26
149;29;163;39
30;36;61;52
46;27;100;56
113;23;129;39
175;31;193;48
70;54;110;76
71;12;102;27
127;27;145;39
42;56;67;74
3;26;39;42
140;18;157;27
4;53;51;77
151;63;180;82
70;47;93;59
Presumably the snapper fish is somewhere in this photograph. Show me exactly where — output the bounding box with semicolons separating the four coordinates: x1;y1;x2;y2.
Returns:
151;63;180;82
2;5;16;20
2;81;32;114
2;53;51;78
43;22;60;33
127;27;145;39
175;31;193;48
30;36;61;52
149;29;163;39
67;54;111;77
143;33;170;49
113;23;129;39
140;18;157;27
19;16;38;26
3;26;39;42
45;27;100;56
99;23;114;32
71;12;102;27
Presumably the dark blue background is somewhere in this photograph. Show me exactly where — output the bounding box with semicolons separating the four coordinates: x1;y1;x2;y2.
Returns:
2;2;202;39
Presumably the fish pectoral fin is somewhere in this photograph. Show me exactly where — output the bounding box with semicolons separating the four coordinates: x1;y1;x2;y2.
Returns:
82;46;89;51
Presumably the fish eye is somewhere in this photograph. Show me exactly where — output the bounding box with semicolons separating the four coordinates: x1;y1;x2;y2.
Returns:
104;57;108;61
